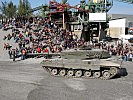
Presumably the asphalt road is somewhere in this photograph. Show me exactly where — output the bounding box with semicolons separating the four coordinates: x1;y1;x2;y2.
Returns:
0;59;133;100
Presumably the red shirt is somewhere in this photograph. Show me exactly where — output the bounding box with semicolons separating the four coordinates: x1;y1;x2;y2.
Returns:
44;49;48;53
37;47;41;53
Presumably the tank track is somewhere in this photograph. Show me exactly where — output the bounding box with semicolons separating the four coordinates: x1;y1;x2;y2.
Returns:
43;66;120;80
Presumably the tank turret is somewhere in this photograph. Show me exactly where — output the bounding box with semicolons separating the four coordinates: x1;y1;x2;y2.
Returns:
41;49;122;80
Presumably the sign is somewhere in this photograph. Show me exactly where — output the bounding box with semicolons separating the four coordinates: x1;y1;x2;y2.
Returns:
89;13;106;22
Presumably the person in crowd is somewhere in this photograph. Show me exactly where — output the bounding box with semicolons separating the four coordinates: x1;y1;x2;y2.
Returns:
21;49;26;60
8;49;12;59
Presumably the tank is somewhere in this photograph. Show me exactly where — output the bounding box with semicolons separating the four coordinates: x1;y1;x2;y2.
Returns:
41;49;122;80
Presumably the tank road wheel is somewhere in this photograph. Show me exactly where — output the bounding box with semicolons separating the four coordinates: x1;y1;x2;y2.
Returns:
67;70;74;77
110;67;118;75
102;71;111;79
59;69;66;76
75;70;82;77
84;71;91;77
93;71;101;78
51;68;58;75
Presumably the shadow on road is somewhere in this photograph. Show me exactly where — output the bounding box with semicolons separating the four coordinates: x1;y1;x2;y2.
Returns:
113;68;128;79
120;68;128;76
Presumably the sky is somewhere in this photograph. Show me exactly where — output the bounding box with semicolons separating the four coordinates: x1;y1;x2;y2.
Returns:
0;0;133;15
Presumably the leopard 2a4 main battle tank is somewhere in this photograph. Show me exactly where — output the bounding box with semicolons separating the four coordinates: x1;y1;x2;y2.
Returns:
41;49;122;80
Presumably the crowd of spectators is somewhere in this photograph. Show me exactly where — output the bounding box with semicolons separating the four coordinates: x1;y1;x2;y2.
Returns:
1;17;133;61
93;42;133;61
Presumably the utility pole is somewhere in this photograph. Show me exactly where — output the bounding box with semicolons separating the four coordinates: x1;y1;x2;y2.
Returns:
63;12;65;29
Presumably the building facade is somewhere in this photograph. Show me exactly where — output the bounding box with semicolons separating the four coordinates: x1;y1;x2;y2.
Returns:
108;14;133;39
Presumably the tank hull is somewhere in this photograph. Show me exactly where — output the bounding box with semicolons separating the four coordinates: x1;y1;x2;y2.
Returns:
41;58;121;80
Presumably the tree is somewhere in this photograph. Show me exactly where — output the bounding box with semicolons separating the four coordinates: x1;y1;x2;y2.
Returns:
18;0;32;16
0;1;8;16
25;0;32;16
62;0;68;4
0;1;16;21
18;0;25;16
7;1;16;18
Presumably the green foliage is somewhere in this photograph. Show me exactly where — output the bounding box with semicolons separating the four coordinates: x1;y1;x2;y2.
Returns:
18;0;32;16
18;0;25;16
0;1;8;16
61;0;68;11
107;15;111;22
7;1;16;18
62;0;68;4
25;0;32;16
0;1;16;18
